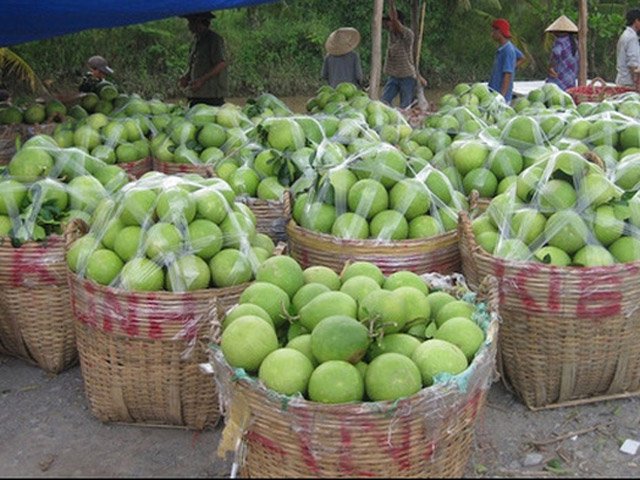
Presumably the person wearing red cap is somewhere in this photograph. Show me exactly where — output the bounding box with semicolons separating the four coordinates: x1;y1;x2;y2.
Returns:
488;18;518;103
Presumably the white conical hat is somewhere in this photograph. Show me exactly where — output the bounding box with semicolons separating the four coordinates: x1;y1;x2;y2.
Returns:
545;15;578;33
325;28;361;56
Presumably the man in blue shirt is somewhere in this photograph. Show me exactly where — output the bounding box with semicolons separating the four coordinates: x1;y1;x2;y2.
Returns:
488;18;517;103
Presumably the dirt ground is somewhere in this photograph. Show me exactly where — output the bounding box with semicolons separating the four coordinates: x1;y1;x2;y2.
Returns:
1;353;638;478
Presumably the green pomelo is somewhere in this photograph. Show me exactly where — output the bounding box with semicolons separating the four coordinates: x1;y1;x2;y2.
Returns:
389;179;431;220
476;231;499;253
593;205;624;246
310;315;370;364
67;175;108;213
408;215;443;239
425;170;453;204
578;173;620;208
340;275;381;304
302;265;341;290
358;289;406;334
341;261;385;286
298;291;357;332
299;202;336;234
258;348;314;396
435;299;475;328
411;339;469;386
493;238;531;261
66;235;100;273
534;246;572;266
383;271;428;295
188;219;223;260
0;179;27;215
144;222;183;261
434;317;485;361
9;147;54;183
120;189;157;226
255;255;304;299
545;210;589;255
347;179;389;220
369;209;409;241
609;236;640;263
156;188;196;224
511;208;547;245
292;283;331;314
426;291;457;322
452;140;490;176
462;168;498;198
209;248;253;288
223;305;273;331
239;282;291;327
365;353;422;401
573;245;615;267
120;257;165;292
308;361;364;403
219;211;256;249
537;179;577;212
367;333;421;361
113;226;143;262
221;315;278;372
393;286;431;325
286;334;317;366
252;233;275;255
331;212;369;239
166;254;211;291
85;249;123;286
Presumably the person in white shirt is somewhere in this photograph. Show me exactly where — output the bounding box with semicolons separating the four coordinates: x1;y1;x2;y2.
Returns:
616;9;640;87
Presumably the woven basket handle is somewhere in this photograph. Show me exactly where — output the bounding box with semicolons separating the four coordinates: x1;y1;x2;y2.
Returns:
64;218;90;250
468;190;480;216
476;275;499;314
283;188;293;219
458;210;480;281
588;77;607;90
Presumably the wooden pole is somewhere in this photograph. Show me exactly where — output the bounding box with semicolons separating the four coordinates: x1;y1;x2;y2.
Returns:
578;0;588;86
370;0;384;99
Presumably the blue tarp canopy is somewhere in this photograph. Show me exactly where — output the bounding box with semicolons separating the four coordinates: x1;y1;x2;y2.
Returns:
1;0;278;47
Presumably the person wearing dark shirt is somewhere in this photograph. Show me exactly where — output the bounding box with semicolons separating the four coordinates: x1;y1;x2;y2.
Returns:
179;12;228;107
78;55;113;93
321;27;364;89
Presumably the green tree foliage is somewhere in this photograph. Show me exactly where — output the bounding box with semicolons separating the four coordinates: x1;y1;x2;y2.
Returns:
5;1;630;98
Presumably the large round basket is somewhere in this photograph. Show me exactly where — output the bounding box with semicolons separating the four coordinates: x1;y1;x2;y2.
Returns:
237;195;289;244
0;235;77;373
286;220;460;275
65;222;247;429
458;211;640;409
209;274;499;478
118;156;153;179
153;159;214;178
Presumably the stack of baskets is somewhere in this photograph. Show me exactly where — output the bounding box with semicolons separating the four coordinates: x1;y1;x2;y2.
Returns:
0;234;77;373
458;211;640;409
209;274;499;478
65;219;247;429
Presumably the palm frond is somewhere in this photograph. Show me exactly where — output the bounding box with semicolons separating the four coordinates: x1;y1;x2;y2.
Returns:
0;47;39;92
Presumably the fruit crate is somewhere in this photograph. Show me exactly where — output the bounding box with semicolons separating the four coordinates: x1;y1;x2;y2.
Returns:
0;234;77;373
65;219;246;429
458;210;640;409
208;273;499;478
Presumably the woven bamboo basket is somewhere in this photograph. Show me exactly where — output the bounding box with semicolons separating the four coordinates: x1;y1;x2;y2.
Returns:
0;235;77;373
0;125;24;165
286;219;460;276
209;274;500;478
237;194;289;244
458;210;640;409
567;77;635;105
153;159;214;177
65;220;248;429
118;156;153;179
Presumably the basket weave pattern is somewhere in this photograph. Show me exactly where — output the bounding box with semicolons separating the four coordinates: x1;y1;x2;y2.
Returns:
238;196;289;243
153;159;214;177
67;271;246;428
566;77;635;104
119;156;153;179
458;211;640;408
210;276;499;478
286;220;461;275
0;235;77;373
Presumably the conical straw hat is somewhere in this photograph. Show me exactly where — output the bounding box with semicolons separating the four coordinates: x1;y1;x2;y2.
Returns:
325;27;361;56
545;15;578;33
